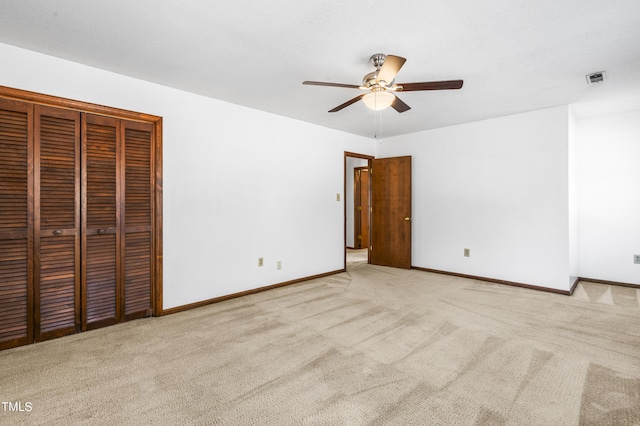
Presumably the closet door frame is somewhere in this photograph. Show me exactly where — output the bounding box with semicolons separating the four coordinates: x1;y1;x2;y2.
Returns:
0;85;163;320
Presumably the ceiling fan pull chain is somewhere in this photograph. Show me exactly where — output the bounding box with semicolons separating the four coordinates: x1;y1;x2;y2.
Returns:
373;109;383;141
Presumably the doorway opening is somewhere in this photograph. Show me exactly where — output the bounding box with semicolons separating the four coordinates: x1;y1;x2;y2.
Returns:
344;152;373;270
344;152;413;271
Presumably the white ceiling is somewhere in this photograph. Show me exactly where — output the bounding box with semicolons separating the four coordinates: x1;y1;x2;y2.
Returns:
1;0;639;138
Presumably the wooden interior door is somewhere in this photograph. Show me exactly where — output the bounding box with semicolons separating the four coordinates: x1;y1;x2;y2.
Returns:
354;167;370;249
370;156;412;269
34;105;81;341
122;121;154;320
82;114;121;330
0;99;33;350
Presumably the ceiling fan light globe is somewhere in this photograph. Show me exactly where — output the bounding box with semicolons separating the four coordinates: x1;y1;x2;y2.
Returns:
362;91;395;111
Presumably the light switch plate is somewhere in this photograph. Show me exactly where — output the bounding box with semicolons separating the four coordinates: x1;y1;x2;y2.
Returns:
634;254;640;264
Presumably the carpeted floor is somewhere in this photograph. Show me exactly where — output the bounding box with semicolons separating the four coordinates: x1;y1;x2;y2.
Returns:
1;250;639;425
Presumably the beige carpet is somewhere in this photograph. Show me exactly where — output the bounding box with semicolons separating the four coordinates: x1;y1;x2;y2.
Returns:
1;251;639;425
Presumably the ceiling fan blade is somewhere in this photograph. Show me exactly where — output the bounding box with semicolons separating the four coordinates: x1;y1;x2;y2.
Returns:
328;94;366;112
376;55;406;86
397;80;464;91
391;95;411;113
303;81;361;89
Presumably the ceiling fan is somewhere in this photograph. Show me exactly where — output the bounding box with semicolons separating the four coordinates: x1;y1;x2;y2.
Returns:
303;53;463;113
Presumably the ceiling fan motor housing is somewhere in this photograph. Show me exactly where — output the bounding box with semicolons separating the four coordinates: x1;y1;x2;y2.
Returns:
362;71;380;88
363;54;395;88
370;53;387;68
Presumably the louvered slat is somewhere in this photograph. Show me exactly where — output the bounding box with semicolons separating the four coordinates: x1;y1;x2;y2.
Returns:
125;128;152;227
85;122;117;229
85;234;117;323
0;107;28;232
0;240;29;346
0;100;31;350
39;237;76;334
125;232;151;317
39;114;77;230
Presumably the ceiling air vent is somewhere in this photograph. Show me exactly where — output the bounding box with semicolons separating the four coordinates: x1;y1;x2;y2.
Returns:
586;71;606;85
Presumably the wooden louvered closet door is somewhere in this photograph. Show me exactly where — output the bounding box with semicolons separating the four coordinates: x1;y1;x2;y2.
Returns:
82;114;121;330
0;99;33;350
34;106;81;340
0;88;159;350
81;115;154;329
123;121;154;320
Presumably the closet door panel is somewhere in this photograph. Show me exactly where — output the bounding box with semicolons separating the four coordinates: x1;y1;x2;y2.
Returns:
34;106;81;340
82;115;121;330
85;233;117;325
0;240;30;349
124;233;151;319
123;123;153;319
0;99;33;350
38;236;77;337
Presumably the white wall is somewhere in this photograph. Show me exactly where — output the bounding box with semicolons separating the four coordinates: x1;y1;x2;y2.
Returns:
0;42;375;309
376;106;572;291
577;110;640;284
345;157;368;248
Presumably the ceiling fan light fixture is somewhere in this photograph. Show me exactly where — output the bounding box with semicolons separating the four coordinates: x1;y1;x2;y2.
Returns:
362;90;395;111
302;53;463;114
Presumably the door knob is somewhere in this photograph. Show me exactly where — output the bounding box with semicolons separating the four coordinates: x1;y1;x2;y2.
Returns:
53;229;62;236
98;229;105;235
404;217;411;221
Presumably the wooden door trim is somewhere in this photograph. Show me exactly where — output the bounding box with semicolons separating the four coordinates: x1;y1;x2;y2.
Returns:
153;119;163;316
0;85;163;320
344;152;374;270
0;85;161;123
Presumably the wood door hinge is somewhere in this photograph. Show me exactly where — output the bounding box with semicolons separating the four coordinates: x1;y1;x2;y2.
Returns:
358;235;361;240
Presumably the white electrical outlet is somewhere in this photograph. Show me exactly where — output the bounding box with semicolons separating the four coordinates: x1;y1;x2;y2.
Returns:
258;257;264;267
634;255;640;264
464;248;470;257
277;260;282;270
